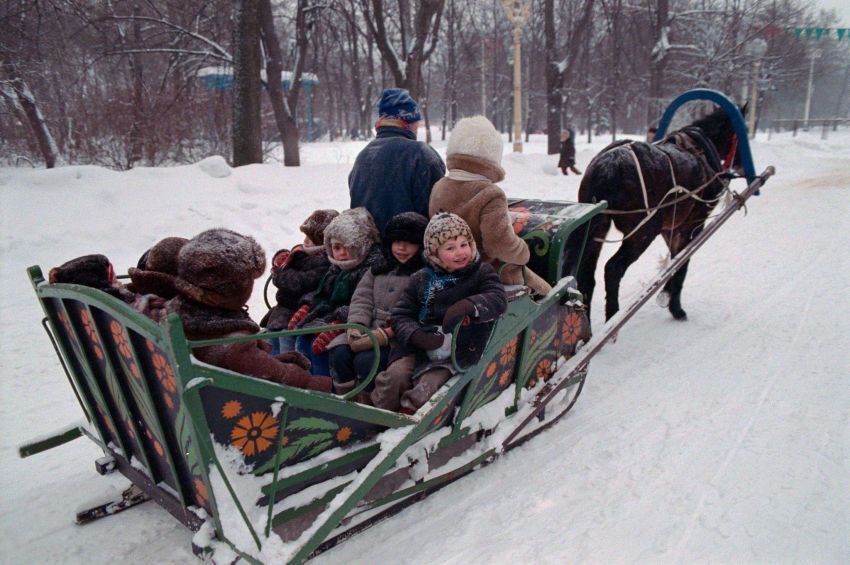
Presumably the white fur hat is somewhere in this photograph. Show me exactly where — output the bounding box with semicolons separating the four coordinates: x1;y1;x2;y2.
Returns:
446;116;503;166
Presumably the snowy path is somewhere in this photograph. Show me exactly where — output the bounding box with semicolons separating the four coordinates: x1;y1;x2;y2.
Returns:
1;133;848;563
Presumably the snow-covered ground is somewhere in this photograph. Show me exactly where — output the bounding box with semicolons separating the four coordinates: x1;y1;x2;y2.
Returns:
1;130;848;564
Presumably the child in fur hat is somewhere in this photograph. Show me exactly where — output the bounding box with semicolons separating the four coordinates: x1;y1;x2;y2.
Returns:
373;213;507;413
328;211;428;397
290;208;384;376
167;228;332;392
260;209;338;354
429;115;552;296
49;239;187;320
49;254;136;303
127;236;188;298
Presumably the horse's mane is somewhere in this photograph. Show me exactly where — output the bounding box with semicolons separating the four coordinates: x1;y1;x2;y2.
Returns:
689;104;739;151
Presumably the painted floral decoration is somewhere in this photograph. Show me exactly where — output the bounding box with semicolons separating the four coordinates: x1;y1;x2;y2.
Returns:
230;411;279;456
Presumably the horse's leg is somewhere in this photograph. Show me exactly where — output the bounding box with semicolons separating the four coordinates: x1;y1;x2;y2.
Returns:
661;224;704;320
603;221;658;321
565;214;610;323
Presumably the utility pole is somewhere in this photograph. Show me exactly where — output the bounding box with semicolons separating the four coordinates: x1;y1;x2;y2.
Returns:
747;38;767;138
803;48;821;128
502;0;530;152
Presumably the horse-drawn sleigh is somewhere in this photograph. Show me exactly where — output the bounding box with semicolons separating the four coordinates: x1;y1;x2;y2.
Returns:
20;90;773;563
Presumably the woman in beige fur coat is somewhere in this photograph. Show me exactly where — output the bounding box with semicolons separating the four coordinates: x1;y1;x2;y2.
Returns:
428;116;552;295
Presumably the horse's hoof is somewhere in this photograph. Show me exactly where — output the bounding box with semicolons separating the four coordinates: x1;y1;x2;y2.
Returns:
656;291;671;308
670;309;688;320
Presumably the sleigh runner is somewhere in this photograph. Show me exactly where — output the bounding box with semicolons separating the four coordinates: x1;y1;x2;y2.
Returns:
21;89;773;563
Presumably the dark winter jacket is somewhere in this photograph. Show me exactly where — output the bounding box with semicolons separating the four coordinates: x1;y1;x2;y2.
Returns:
347;252;424;330
348;127;446;235
558;133;576;167
390;259;507;368
165;296;332;392
261;245;330;331
298;243;385;332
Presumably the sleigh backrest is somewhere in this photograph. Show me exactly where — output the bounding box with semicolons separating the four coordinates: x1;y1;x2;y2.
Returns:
28;266;209;527
507;199;607;285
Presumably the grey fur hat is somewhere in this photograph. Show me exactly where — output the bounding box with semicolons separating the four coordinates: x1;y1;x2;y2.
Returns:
174;229;266;310
323;208;379;267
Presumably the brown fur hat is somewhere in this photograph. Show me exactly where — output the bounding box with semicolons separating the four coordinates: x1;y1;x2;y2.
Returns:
300;209;339;246
423;212;478;269
173;229;266;311
127;236;188;298
49;254;113;287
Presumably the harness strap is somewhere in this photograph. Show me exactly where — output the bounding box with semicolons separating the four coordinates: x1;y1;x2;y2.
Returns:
626;144;651;214
722;134;738;170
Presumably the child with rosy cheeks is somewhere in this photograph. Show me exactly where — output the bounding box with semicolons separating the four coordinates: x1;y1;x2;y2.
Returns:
373;213;507;413
328;212;429;398
289;208;384;376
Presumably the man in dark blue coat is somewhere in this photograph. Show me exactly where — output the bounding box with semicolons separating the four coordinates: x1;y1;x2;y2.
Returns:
349;88;446;236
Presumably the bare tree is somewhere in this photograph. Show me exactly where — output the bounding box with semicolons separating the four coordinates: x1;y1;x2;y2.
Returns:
259;0;314;166
232;0;263;165
544;0;594;154
362;0;446;100
1;59;63;167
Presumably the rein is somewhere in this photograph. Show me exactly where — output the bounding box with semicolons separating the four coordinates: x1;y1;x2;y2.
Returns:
594;130;735;244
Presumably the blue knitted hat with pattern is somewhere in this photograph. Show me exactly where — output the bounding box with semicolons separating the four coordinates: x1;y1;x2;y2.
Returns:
376;88;422;123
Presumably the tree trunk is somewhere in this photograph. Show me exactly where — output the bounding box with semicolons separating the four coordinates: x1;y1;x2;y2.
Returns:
647;0;669;126
127;4;145;168
2;60;63;168
232;0;263;166
258;0;301;166
544;0;562;154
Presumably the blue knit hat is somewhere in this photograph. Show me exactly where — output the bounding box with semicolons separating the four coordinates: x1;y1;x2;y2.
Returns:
376;88;422;123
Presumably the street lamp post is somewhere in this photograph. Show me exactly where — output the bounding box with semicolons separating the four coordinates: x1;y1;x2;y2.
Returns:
803;48;821;128
501;0;530;153
746;38;767;138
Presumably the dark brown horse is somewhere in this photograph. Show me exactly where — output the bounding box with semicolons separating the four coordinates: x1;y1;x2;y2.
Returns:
566;104;743;322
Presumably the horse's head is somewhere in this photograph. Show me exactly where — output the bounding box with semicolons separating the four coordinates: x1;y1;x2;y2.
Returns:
691;103;746;171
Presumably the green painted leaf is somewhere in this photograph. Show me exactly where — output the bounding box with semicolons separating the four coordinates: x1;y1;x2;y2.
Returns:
291;432;334;450
306;440;335;459
287;417;339;432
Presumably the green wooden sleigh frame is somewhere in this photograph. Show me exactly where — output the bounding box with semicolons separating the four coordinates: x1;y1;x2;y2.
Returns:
22;199;606;563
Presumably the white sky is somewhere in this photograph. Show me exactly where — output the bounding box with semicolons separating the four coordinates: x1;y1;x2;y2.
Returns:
812;0;850;26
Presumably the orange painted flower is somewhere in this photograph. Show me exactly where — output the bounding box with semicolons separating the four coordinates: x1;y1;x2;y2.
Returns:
221;400;243;419
80;309;99;344
230;412;279;456
162;393;175;410
57;310;76;341
146;339;155;352
129;362;141;380
281;435;289;447
154;440;164;456
111;320;133;360
336;427;352;443
194;477;209;507
432;404;451;427
152;353;177;393
485;362;497;380
498;368;512;387
536;358;553;381
562;311;585;348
